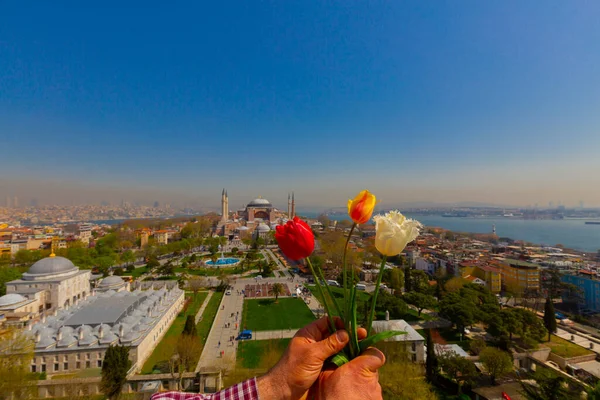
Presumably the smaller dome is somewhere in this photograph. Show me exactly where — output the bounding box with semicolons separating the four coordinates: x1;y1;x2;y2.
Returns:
257;223;270;232
0;293;27;307
98;276;124;287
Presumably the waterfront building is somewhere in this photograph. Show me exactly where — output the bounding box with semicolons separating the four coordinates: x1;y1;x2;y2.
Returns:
561;272;600;313
27;284;184;375
493;258;540;292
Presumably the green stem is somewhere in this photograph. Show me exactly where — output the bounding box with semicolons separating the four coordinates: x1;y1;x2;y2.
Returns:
367;256;388;335
314;261;343;318
342;223;357;323
306;257;336;334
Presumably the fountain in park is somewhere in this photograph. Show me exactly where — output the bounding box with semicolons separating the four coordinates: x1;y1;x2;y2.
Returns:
206;244;240;267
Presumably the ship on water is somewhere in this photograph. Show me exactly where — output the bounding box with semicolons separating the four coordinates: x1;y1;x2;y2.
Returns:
585;221;600;225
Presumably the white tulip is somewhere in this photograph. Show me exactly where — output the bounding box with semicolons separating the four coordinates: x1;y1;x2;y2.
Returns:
374;211;422;256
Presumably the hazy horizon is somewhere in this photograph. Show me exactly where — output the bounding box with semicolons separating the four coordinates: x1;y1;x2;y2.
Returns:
2;2;600;209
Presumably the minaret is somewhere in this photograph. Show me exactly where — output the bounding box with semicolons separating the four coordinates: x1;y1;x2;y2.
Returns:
291;192;296;219
287;193;291;219
225;191;229;222
221;189;226;223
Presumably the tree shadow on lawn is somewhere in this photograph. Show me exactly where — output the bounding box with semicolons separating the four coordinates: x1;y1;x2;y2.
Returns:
257;299;276;307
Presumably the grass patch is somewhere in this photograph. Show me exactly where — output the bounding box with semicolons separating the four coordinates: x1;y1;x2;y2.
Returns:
197;291;225;344
237;339;291;369
141;292;208;374
544;334;594;358
243;298;315;331
129;265;151;278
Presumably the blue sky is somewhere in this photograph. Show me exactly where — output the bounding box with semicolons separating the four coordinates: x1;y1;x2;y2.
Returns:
1;1;600;209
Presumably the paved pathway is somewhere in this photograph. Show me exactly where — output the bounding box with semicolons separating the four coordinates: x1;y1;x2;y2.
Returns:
197;286;242;371
254;329;299;340
265;248;292;278
194;291;214;324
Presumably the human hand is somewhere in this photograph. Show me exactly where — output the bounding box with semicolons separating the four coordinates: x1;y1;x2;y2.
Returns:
311;347;386;400
257;316;367;400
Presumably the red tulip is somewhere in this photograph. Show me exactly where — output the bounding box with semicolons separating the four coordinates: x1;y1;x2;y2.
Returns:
275;217;314;260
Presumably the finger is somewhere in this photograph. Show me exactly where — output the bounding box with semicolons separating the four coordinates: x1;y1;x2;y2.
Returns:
296;316;331;341
357;327;367;340
313;329;349;361
350;347;386;373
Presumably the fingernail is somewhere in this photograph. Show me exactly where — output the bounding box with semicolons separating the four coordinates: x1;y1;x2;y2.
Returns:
336;330;349;342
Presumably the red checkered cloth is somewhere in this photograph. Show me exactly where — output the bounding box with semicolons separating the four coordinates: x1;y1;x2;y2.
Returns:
150;378;259;400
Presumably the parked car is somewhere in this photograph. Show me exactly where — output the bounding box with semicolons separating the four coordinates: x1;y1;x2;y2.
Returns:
327;280;341;287
225;290;232;296
355;284;366;291
237;330;253;340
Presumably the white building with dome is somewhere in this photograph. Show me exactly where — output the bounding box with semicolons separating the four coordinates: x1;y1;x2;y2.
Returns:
2;254;92;319
26;283;184;377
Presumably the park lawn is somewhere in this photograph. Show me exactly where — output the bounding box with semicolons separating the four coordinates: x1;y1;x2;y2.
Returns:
237;339;291;369
129;265;151;278
243;298;315;331
545;334;594;358
197;291;225;344
141;292;208;374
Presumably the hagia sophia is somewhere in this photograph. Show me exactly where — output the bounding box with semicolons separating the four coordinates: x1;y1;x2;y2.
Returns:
217;189;296;241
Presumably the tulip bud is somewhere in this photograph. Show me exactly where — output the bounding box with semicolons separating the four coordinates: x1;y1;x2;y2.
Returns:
347;190;376;224
275;217;315;260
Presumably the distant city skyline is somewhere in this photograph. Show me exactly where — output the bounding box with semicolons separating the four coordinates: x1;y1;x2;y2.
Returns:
2;2;600;209
1;177;599;211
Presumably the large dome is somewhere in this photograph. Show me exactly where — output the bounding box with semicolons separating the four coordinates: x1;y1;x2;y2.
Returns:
97;276;126;290
248;198;272;207
257;223;270;232
27;256;77;276
0;293;27;307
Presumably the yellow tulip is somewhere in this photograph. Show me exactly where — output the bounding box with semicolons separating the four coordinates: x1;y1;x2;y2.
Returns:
374;211;422;256
347;190;376;224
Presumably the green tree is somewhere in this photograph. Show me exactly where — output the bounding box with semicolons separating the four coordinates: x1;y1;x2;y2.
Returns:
520;369;582;400
0;327;35;399
270;283;285;302
425;329;438;383
409;270;432;294
146;256;160;269
0;266;23;296
182;315;197;336
439;292;476;334
404;266;412;292
158;262;175;276
388;267;403;295
586;382;600;400
438;351;476;394
121;250;136;267
403;292;437;316
479;347;513;385
543;297;557;342
13;250;32;266
101;345;132;400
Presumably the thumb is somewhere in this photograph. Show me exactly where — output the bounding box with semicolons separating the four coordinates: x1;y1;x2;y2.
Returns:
314;330;349;361
351;347;386;373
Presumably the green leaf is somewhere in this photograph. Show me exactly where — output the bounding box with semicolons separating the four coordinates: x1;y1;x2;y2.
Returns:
359;330;407;353
329;352;350;367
